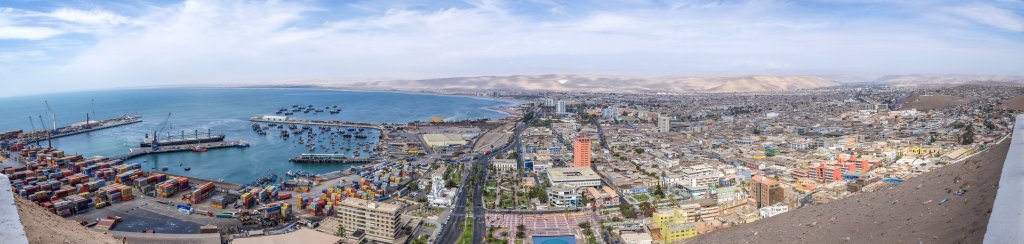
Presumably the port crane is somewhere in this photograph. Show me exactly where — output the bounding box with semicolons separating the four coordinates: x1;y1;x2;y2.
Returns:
149;113;172;151
28;117;40;146
86;99;95;129
44;101;58;148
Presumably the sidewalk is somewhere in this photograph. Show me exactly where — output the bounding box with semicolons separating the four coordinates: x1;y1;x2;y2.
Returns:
984;114;1024;243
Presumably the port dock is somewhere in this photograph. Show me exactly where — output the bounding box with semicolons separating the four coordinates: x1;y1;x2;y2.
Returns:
288;154;375;164
25;115;142;143
249;115;386;139
112;140;250;160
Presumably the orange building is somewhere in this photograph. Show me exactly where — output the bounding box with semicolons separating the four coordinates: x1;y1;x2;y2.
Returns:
573;134;592;167
751;175;784;208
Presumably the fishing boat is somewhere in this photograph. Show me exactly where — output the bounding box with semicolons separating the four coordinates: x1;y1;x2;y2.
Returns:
184;167;191;171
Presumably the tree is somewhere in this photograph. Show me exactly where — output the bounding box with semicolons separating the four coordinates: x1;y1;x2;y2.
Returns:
619;202;637;218
961;125;975;145
639;202;655;217
516;224;526;239
653;184;665;198
446;180;457;188
335;226;346;237
634;148;644;154
408;182;419;191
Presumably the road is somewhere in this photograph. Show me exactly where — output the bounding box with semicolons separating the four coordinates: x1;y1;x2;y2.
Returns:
435;120;527;244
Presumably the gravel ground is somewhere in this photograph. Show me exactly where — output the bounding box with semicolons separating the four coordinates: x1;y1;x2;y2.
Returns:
16;197;120;244
690;140;1009;244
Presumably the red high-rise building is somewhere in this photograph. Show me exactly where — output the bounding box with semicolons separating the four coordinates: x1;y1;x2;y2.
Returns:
573;134;592;167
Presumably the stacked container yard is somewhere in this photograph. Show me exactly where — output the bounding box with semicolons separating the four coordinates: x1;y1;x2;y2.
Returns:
262;185;280;203
240;192;255;209
210;195;227;209
248;187;262;207
4;148;146;218
156;177;189;198
188;182;215;204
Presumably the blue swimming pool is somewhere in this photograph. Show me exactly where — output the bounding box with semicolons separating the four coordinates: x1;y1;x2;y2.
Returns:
532;235;577;244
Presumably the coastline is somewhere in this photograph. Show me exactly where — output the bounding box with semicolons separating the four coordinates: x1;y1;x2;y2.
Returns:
230;85;525;118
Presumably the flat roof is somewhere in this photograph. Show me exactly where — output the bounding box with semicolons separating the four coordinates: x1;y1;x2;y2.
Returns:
233;228;340;244
547;167;601;182
341;197;401;213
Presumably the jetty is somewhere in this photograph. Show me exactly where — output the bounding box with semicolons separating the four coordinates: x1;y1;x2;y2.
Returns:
25;115;142;143
249;115;385;136
288;154;375;164
111;140;249;160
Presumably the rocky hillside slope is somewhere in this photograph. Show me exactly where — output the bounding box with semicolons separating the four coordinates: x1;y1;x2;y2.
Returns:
16;197;120;244
690;140;1009;244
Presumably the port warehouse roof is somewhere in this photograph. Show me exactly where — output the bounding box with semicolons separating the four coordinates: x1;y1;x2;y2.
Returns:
421;133;467;147
233;228;341;244
0;175;29;244
984;114;1024;243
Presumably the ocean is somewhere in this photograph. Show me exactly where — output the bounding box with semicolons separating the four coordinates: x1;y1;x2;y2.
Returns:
0;88;514;183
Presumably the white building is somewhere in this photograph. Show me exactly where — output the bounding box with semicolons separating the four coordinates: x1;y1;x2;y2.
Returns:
491;159;517;171
547;184;580;208
258;115;288;122
681;164;720;190
657;115;671;133
556;100;566;114
427;173;454;207
547;167;602;189
759;204;789;218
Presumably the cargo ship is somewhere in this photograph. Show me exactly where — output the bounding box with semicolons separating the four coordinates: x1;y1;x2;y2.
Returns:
140;134;225;147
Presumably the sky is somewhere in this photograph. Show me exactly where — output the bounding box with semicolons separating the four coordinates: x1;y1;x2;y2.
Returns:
0;0;1023;97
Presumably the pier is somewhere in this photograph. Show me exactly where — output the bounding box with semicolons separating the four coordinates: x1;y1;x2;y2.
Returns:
249;116;385;135
111;140;250;160
25;115;142;143
288;154;375;164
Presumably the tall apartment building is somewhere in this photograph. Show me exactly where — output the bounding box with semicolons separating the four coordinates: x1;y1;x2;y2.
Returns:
573;134;592;167
336;198;404;243
657;114;671;133
750;175;785;208
556;100;566;114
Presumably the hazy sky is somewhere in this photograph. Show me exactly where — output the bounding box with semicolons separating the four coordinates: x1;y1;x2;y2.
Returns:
1;0;1023;97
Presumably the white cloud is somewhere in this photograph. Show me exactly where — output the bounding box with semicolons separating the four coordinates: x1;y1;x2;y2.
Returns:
947;4;1024;32
1;0;1023;97
48;8;133;26
0;26;63;40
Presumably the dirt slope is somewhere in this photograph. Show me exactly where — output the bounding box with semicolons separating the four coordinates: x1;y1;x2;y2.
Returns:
901;93;972;111
16;197;120;244
690;140;1009;244
1000;95;1024;111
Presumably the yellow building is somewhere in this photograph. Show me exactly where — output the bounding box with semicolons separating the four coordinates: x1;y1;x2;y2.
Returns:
653;209;697;243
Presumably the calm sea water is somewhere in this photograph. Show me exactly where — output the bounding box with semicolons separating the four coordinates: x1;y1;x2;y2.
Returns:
0;88;514;183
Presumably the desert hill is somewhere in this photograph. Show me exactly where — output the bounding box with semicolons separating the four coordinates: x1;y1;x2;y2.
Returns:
343;74;840;93
689;139;1009;244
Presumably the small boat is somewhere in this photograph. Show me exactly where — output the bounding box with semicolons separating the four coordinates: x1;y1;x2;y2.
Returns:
184;167;191;171
192;146;207;152
161;167;168;171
